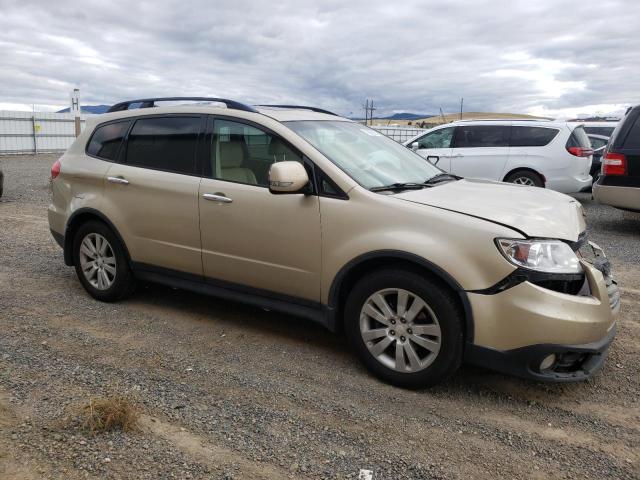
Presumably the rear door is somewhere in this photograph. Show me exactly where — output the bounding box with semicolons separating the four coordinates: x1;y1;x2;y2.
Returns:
103;115;204;276
508;125;561;176
410;126;454;171
450;124;510;180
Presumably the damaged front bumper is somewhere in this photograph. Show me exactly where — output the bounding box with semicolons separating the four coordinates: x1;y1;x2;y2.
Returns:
465;241;619;382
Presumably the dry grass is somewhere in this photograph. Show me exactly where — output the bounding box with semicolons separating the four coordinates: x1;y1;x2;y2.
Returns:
82;395;139;433
370;111;552;127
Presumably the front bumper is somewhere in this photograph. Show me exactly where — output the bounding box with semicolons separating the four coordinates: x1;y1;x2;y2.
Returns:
466;241;619;382
465;325;616;382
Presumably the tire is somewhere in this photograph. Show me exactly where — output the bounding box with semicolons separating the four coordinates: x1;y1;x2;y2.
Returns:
504;170;544;187
344;269;464;389
72;220;136;302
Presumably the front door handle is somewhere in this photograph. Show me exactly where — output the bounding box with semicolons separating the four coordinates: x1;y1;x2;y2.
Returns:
107;176;129;185
452;153;464;158
203;193;233;203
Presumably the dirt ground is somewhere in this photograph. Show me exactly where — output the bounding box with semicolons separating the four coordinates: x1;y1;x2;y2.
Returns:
1;154;638;479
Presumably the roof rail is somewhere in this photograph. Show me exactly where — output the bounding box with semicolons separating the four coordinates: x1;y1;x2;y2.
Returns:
454;118;551;123
107;97;258;113
255;104;338;116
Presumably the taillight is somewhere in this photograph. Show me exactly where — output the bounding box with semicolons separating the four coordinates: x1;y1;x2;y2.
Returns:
566;146;593;157
602;152;627;176
51;159;61;179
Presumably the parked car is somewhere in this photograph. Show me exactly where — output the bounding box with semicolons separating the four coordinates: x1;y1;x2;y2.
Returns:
593;105;640;212
403;120;593;193
587;133;609;177
568;121;618;138
48;97;619;388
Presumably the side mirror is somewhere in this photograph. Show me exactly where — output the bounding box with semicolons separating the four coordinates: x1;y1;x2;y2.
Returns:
411;142;420;151
268;161;309;194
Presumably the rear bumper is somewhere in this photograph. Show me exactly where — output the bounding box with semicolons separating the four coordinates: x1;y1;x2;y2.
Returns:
465;325;616;382
593;181;640;211
545;175;592;194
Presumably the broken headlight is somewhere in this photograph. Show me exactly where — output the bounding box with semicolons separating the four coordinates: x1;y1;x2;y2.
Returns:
496;239;582;274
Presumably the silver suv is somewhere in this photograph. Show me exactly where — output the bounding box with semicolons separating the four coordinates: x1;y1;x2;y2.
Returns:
48;97;619;388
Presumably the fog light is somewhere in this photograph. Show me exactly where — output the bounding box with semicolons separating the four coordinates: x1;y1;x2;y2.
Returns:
540;354;556;370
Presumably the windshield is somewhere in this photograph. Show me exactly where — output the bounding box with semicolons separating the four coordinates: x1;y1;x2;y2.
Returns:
285;120;442;189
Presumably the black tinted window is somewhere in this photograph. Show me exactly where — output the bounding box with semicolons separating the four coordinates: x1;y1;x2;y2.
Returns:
453;125;510;148
87;121;130;160
510;126;559;147
623;116;640;148
126;117;200;175
583;126;615;137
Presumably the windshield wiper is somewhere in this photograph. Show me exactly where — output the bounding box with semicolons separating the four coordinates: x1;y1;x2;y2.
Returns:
370;182;427;192
424;173;461;185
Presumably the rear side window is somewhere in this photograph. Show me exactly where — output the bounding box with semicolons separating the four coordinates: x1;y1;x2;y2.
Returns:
566;126;591;149
87;121;130;160
622;115;640;148
510;126;559;147
452;125;510;148
125;117;201;175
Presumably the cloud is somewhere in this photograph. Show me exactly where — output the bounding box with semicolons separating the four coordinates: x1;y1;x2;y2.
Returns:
0;0;638;118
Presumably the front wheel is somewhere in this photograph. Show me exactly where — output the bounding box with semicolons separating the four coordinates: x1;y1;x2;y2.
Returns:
344;269;464;389
72;221;136;302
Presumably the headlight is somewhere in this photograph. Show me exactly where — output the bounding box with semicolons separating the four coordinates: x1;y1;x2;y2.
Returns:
496;239;582;274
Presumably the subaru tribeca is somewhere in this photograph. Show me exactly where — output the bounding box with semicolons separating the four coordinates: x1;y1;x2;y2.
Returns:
48;98;619;388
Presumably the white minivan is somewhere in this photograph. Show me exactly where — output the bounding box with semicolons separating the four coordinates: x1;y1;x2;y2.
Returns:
404;120;593;193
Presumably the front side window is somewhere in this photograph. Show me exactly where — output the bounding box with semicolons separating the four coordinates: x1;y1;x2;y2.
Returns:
125;117;201;175
87;121;130;160
211;119;302;187
285;120;442;189
510;126;559;147
452;125;510;148
416;127;454;149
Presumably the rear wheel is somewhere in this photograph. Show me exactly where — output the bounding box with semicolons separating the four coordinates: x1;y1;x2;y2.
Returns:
72;221;136;302
344;269;464;389
505;170;544;187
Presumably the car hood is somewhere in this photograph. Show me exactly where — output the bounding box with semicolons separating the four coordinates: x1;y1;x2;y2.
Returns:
394;178;585;241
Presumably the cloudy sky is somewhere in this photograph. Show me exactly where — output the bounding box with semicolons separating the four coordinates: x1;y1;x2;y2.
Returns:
0;0;638;118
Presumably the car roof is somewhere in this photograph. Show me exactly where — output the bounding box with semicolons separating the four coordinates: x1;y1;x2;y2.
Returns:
86;103;349;129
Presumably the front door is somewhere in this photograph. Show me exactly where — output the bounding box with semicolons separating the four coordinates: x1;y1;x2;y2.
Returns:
411;126;455;171
198;117;322;302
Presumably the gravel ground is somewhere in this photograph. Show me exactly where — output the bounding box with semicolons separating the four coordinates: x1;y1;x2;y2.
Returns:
1;154;639;479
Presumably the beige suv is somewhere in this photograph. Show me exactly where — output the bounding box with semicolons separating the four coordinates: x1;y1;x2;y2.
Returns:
48;97;620;388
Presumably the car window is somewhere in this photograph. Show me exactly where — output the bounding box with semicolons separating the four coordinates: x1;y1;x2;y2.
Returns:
510;126;559;147
416;127;454;149
125;117;201;175
87;121;130;160
566;126;591;149
212;119;302;187
583;126;615;137
588;136;608;149
452;125;510;148
622;115;640;148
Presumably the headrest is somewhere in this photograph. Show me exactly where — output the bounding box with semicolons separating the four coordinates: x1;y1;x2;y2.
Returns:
268;138;300;162
220;140;244;168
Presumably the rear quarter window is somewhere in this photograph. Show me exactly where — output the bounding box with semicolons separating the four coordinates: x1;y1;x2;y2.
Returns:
86;121;131;160
566;126;591;149
621;114;640;148
510;126;559;147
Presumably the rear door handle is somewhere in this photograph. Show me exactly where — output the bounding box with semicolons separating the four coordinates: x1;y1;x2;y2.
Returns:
107;176;129;185
203;193;233;203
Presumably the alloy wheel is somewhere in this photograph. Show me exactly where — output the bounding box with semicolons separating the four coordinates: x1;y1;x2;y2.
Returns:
359;288;441;373
512;176;535;186
79;233;116;290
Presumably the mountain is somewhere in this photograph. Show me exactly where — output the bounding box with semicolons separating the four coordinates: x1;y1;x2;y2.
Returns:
382;112;434;120
56;105;110;114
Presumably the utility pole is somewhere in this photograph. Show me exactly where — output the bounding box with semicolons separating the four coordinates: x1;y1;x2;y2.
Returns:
369;99;376;125
70;88;81;137
460;98;464;120
363;99;369;125
439;107;446;124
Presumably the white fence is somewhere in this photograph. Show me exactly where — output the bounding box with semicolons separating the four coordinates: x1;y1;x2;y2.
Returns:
369;125;427;143
0;111;91;154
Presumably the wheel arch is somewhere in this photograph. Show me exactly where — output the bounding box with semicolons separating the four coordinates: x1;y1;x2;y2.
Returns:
503;167;546;186
63;208;131;266
327;251;474;344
